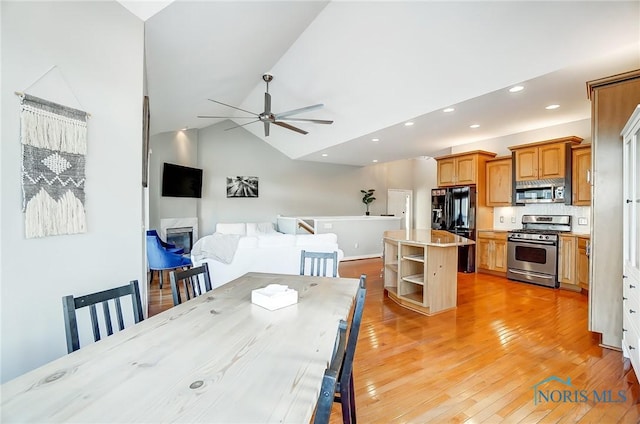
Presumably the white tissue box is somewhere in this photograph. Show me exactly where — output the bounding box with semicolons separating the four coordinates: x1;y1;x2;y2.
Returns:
251;284;298;311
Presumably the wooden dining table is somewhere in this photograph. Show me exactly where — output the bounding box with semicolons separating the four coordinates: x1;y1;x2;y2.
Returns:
1;272;360;423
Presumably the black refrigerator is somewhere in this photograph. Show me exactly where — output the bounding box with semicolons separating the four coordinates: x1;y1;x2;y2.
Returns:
431;186;476;273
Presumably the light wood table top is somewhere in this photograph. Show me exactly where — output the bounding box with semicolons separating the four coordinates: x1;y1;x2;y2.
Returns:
1;272;360;423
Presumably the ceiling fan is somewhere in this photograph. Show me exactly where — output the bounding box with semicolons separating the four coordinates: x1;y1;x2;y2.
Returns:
198;73;333;136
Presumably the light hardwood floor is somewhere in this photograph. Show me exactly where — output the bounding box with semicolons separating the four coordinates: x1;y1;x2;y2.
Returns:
148;259;639;423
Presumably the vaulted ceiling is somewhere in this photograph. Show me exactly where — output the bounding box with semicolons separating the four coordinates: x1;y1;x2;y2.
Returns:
132;1;640;166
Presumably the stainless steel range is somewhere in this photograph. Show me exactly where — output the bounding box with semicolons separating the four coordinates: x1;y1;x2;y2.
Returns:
507;215;571;288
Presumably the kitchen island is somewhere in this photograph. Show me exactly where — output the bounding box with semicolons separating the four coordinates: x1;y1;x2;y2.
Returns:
383;229;474;316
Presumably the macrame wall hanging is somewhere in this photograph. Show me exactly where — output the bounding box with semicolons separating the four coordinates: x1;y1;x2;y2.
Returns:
19;93;89;238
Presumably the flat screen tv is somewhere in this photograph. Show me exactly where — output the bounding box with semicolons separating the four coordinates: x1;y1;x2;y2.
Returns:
161;163;203;198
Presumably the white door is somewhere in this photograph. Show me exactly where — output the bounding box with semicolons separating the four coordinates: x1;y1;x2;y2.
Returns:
387;189;413;229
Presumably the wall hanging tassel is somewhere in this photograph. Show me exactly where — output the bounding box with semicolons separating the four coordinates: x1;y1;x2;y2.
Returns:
20;93;88;238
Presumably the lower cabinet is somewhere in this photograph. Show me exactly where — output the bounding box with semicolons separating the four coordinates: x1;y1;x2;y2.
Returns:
576;236;590;290
476;231;507;276
558;234;590;291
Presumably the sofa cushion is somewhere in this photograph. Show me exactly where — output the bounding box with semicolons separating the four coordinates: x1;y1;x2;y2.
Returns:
257;234;296;247
216;223;246;236
246;222;277;236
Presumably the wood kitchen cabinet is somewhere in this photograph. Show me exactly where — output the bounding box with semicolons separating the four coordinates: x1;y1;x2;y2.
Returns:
576;236;590;290
485;156;512;206
436;151;496;187
509;137;582;182
558;234;589;291
572;144;591;206
476;231;507;276
558;234;578;288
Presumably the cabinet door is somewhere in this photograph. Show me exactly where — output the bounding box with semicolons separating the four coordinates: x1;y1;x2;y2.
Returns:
514;147;538;181
577;238;589;289
486;159;512;206
437;158;456;186
558;235;576;285
476;237;491;270
572;147;592;205
455;155;476;185
539;143;566;179
493;239;507;273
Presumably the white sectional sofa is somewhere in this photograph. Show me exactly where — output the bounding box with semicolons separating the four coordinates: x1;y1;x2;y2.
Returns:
191;222;343;289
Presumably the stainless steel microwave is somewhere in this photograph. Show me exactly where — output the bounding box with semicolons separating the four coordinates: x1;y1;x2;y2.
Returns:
515;185;564;204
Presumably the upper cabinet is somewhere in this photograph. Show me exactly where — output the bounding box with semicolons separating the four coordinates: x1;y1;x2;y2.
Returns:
485;156;512;206
435;151;496;187
572;144;592;206
509;137;582;182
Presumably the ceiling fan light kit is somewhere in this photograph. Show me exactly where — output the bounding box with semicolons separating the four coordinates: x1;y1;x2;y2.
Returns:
198;74;333;136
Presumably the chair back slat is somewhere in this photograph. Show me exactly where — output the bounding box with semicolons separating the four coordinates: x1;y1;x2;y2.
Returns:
170;263;213;306
114;298;125;331
62;280;144;353
89;304;101;342
300;250;338;277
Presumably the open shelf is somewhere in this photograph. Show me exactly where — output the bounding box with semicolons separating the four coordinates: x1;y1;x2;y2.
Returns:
402;291;424;305
402;254;424;263
402;274;424;285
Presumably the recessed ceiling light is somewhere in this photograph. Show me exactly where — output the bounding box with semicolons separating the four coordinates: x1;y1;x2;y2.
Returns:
509;85;524;93
371;138;380;142
321;153;328;157
372;159;378;163
404;121;414;126
470;124;480;129
443;107;455;113
180;126;188;131
545;104;560;110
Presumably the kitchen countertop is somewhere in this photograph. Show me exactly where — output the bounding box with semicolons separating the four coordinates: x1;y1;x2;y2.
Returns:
384;229;475;247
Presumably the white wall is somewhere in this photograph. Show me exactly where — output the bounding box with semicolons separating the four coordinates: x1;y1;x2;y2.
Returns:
0;2;144;382
150;121;416;237
148;128;199;231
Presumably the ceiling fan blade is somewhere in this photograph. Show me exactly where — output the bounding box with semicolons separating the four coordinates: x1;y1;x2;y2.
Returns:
208;99;259;116
275;104;323;119
224;119;260;131
264;121;270;137
198;116;257;119
273;121;308;135
276;118;333;125
264;92;271;114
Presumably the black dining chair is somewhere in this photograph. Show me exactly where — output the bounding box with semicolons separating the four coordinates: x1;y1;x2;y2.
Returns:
62;280;144;353
169;263;212;306
300;250;338;277
314;320;348;424
334;274;367;424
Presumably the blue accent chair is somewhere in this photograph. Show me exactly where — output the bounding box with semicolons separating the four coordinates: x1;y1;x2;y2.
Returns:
146;235;192;289
146;229;184;254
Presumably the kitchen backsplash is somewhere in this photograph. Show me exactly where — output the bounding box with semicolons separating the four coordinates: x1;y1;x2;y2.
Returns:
492;204;590;234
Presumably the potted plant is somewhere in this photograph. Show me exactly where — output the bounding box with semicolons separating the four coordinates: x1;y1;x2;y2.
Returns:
361;189;376;215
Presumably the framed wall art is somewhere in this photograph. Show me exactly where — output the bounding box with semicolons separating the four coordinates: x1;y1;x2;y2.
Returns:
226;176;258;198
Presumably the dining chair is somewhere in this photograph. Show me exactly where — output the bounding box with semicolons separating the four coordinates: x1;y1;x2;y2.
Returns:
146;234;192;289
146;229;184;254
169;263;213;306
314;320;348;424
300;250;338;277
334;274;367;424
62;280;144;353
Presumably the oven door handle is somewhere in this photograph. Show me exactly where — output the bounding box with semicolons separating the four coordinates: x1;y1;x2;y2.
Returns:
508;269;555;279
507;238;556;246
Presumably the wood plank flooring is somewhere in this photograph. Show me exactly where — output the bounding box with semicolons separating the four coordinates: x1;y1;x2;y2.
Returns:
147;259;640;423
